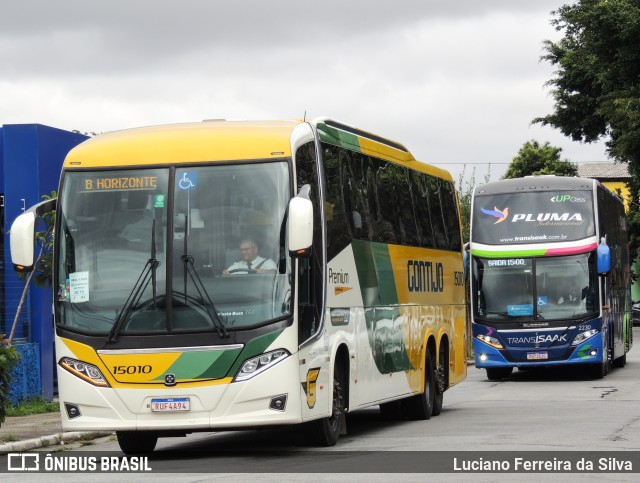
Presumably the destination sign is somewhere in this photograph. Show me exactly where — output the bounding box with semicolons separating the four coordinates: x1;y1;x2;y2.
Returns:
83;176;158;191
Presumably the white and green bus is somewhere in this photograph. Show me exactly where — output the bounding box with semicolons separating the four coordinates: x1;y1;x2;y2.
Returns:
11;118;467;454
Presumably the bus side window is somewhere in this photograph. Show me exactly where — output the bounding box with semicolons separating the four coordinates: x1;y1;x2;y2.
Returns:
298;258;312;306
295;141;324;343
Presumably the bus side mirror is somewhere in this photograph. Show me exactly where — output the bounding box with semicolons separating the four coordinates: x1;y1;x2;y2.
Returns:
288;185;313;258
597;237;611;274
10;198;56;272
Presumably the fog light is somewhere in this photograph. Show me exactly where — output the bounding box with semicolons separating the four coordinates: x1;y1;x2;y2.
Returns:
479;353;488;362
590;349;598;356
64;402;82;419
269;394;287;411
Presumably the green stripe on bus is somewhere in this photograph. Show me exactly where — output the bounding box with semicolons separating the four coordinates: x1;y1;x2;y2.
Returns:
152;329;285;381
196;348;244;379
371;243;399;305
317;123;362;152
224;329;285;378
153;348;241;380
352;240;399;306
471;248;547;258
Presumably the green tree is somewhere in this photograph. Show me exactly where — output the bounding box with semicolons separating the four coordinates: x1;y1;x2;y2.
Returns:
503;140;578;179
534;0;640;271
456;165;492;244
456;165;491;360
0;336;19;426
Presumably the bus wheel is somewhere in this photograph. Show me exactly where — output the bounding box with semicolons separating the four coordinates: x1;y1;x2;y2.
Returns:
116;431;158;454
591;333;613;378
432;362;445;417
403;349;435;420
613;353;627;368
589;362;606;379
309;368;345;447
486;367;513;381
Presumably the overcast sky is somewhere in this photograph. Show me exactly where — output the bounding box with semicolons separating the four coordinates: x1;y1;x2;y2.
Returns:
0;0;609;183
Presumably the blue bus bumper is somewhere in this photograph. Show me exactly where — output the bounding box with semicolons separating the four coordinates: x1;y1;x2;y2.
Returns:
473;330;605;369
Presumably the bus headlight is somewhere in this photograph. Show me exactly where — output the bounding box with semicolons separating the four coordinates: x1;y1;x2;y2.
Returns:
476;334;503;349
234;349;290;382
571;329;599;346
59;357;110;387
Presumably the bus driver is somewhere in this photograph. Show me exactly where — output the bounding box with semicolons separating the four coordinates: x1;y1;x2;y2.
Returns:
558;281;581;305
223;238;277;275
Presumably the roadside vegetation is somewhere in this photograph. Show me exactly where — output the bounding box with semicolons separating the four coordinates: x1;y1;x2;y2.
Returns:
6;397;59;417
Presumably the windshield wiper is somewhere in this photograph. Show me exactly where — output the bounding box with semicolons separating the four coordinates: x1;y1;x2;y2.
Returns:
180;254;229;338
178;211;228;338
107;220;160;343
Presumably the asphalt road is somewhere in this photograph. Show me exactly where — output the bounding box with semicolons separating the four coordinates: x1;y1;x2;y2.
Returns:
3;328;640;481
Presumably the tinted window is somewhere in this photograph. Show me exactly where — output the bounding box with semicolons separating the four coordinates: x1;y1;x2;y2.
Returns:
321;142;461;254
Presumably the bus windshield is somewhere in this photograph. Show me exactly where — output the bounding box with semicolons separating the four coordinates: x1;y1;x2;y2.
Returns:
472;253;597;323
56;162;292;335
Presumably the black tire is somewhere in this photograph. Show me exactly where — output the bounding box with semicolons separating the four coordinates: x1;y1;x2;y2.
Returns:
432;353;445;416
588;361;606;379
432;389;444;417
613;353;627;368
486;367;513;381
591;330;613;378
116;431;158;454
403;349;435;420
308;369;345;446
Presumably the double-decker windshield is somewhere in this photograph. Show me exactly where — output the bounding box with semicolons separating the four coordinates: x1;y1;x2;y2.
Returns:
57;162;292;335
472;253;597;323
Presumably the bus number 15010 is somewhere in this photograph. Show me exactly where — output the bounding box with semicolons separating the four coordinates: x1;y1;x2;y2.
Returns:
112;365;153;375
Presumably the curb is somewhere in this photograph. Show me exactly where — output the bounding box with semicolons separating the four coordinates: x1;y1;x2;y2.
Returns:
0;431;113;455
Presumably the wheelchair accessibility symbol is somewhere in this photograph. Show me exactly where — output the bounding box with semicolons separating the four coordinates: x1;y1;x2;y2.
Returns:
537;296;548;307
178;172;197;190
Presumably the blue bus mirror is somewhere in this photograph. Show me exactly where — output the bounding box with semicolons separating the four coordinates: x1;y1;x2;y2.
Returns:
463;251;469;278
463;242;470;278
597;237;611;274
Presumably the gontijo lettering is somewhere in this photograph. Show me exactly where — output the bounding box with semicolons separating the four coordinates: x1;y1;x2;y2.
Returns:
407;260;444;293
84;176;158;191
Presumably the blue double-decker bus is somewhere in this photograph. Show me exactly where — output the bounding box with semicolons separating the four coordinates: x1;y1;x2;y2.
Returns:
469;176;631;380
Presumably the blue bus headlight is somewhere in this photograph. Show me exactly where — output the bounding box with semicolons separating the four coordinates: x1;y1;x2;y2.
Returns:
476;334;503;349
234;349;290;382
571;329;599;346
59;357;110;387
